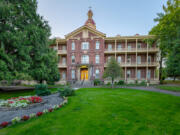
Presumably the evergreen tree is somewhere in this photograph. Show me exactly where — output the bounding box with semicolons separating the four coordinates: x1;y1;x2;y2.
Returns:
0;0;60;83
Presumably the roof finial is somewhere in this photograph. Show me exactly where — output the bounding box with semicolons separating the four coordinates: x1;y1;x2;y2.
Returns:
87;7;93;19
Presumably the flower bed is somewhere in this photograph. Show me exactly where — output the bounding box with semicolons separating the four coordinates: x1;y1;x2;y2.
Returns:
0;97;68;129
0;96;42;108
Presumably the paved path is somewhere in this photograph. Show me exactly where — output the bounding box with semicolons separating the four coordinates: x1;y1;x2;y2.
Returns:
0;93;64;123
126;86;180;96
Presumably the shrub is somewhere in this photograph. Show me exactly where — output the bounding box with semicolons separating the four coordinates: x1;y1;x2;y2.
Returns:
36;112;43;116
35;84;51;96
106;82;111;86
94;79;101;86
117;80;124;85
12;117;21;124
21;115;30;121
59;86;74;97
135;80;138;84
140;80;146;86
48;108;53;112
0;122;8;127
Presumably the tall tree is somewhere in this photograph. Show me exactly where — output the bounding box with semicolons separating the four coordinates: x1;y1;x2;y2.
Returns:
0;0;60;83
149;0;180;82
103;57;122;87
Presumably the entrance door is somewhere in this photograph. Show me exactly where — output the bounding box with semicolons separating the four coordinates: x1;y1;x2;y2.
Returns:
81;69;88;80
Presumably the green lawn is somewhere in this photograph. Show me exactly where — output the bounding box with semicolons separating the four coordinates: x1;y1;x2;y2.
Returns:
0;88;180;135
0;88;59;99
157;86;180;92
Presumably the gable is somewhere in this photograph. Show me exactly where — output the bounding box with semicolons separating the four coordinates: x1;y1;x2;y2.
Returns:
65;25;106;39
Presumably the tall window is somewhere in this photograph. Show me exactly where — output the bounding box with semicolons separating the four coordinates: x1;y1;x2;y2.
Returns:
148;56;151;64
137;70;141;79
62;57;66;65
71;55;75;64
71;70;75;79
82;42;89;50
108;44;112;50
81;55;89;64
127;56;131;63
72;42;75;50
117;44;122;50
96;41;100;49
117;56;121;63
127;70;131;78
95;55;100;64
128;44;131;50
95;69;100;79
62;45;66;50
137;43;141;49
137;56;141;64
107;56;111;63
62;72;66;80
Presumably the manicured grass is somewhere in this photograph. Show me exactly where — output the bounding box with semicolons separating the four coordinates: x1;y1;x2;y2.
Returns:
157;86;180;92
1;88;180;135
163;80;180;85
0;88;59;99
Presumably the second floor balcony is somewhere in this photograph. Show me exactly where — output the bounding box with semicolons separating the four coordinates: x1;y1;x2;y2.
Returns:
58;63;67;68
58;50;67;55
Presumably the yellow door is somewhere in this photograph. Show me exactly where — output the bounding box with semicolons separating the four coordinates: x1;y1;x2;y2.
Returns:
81;70;88;80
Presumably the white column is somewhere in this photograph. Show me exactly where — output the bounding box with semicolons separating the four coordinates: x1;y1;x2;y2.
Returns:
125;39;127;81
115;39;117;59
146;41;149;81
136;39;138;80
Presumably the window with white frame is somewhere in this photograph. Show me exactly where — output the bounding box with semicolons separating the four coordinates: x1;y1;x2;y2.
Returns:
81;55;89;64
62;57;66;65
147;69;151;79
71;70;75;79
95;69;100;79
117;44;122;50
127;70;131;78
137;56;141;64
108;44;112;50
82;42;89;50
117;56;121;63
72;42;75;50
128;44;131;50
137;70;141;79
95;55;100;64
96;41;100;49
62;72;66;80
107;56;111;63
137;43;141;49
148;56;151;64
71;55;75;64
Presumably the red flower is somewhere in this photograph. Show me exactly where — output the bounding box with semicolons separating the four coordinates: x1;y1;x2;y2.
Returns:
36;112;43;116
0;122;8;127
21;115;30;121
48;108;53;112
8;101;14;104
59;105;62;108
28;96;42;103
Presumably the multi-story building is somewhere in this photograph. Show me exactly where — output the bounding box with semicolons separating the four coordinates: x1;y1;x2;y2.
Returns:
51;9;159;84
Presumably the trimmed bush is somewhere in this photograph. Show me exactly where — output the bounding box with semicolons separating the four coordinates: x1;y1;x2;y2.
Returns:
94;79;101;86
140;80;146;86
59;86;74;97
117;80;124;85
35;84;51;96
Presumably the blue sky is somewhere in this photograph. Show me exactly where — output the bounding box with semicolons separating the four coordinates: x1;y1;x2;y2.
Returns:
37;0;166;38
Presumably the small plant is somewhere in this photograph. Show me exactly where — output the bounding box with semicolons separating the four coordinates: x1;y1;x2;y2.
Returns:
117;80;124;85
59;86;74;97
94;79;101;86
43;109;48;113
21;115;30;121
48;108;53;112
140;80;146;86
106;82;111;86
0;122;9;128
35;84;51;96
36;112;43;116
12;117;21;124
30;113;36;118
135;80;138;84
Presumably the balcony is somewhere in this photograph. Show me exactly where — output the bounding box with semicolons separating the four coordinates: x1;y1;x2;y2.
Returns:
58;63;67;68
58;50;67;55
104;62;158;67
104;47;159;53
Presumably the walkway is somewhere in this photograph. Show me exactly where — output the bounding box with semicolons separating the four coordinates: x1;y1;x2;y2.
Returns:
126;86;180;96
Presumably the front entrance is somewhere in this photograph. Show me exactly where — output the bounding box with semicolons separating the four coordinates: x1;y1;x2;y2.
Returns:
81;69;88;80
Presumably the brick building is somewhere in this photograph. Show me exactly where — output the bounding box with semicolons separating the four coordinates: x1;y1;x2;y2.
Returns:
51;9;159;84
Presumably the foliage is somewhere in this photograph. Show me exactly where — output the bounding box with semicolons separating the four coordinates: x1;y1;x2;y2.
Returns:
149;0;180;81
117;80;125;85
0;0;60;83
157;85;180;92
35;84;51;96
103;57;122;87
93;79;101;86
140;80;146;86
59;86;74;97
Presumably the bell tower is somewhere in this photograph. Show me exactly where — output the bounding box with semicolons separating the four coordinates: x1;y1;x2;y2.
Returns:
85;7;96;29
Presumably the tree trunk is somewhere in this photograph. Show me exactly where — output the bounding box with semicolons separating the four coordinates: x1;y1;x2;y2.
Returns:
111;78;114;88
173;76;176;81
